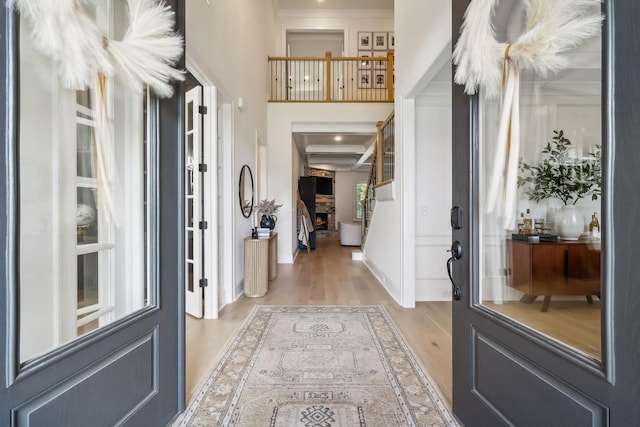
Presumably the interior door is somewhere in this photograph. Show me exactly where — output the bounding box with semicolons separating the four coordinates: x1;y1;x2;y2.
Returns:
185;86;204;318
451;0;640;425
0;2;185;425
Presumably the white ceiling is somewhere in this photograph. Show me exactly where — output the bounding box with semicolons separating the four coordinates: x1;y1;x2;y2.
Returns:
293;132;377;173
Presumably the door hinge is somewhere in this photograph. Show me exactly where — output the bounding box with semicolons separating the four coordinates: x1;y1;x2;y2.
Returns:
199;221;208;230
198;105;208;115
199;278;208;288
199;163;208;172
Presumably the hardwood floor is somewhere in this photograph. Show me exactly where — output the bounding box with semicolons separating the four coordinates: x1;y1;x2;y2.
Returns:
185;236;602;412
185;237;454;408
485;299;601;359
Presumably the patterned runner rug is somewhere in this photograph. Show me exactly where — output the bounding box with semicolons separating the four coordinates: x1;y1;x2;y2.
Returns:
173;305;459;426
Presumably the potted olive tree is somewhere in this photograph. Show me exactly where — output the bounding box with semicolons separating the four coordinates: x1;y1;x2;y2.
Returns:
518;129;601;239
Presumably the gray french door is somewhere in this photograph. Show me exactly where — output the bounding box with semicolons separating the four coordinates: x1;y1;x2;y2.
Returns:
0;2;184;425
451;0;640;425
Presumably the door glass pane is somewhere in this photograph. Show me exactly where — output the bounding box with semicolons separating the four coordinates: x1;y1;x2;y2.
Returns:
77;253;99;309
18;0;156;363
77;123;95;178
188;199;194;228
77;188;99;244
187;133;194;196
187;262;194;293
478;2;602;360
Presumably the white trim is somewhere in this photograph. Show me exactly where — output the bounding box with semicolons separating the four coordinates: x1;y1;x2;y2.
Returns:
375;181;395;201
185;86;204;319
221;103;235;303
277;9;393;19
202;85;218;320
76;305;116;327
400;98;416;308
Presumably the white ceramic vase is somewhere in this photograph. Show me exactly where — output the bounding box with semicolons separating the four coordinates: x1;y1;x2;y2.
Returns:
555;205;584;240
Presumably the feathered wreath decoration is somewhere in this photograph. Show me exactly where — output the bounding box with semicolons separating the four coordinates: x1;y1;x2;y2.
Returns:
8;0;186;226
8;0;185;97
453;0;602;99
452;0;602;229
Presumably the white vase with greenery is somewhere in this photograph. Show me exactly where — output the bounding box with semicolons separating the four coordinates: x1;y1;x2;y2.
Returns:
518;130;601;239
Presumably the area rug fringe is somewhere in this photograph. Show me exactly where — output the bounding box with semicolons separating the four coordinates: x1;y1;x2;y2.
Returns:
172;305;460;426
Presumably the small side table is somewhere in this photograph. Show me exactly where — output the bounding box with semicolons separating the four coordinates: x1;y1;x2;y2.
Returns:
244;232;277;297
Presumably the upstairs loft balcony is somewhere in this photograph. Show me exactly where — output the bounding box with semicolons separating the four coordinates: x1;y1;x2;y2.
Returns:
268;51;394;103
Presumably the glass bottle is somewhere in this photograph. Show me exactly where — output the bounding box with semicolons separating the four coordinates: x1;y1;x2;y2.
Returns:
518;212;525;234
589;212;600;240
524;209;533;234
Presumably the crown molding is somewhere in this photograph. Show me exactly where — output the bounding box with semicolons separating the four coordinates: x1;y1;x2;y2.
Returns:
277;8;393;19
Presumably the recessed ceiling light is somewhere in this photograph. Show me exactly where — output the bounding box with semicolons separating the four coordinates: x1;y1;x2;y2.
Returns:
334;136;342;141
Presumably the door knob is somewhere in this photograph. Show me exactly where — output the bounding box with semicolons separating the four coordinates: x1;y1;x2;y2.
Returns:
446;240;462;300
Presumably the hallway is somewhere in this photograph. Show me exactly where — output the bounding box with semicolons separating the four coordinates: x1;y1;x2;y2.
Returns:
185;237;454;408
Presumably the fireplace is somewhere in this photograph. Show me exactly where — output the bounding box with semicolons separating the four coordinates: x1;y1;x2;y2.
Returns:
316;213;328;231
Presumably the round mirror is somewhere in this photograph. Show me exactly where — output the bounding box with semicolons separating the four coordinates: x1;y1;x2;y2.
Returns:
239;165;254;218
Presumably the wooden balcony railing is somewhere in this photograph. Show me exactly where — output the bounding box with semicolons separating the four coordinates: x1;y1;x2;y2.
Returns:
268;51;394;102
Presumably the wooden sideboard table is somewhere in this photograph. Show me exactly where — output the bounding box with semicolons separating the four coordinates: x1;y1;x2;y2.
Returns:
506;238;600;312
244;232;277;297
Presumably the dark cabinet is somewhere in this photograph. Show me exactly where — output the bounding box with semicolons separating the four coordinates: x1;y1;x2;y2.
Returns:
506;239;601;311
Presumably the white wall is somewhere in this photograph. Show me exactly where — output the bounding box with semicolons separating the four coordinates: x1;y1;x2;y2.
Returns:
395;1;452;98
186;1;276;299
267;103;393;264
276;11;393;57
335;171;369;223
363;192;404;302
387;0;452;304
415;83;453;301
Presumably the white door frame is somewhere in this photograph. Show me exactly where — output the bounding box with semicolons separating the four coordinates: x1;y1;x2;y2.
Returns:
184;85;204;318
186;57;234;319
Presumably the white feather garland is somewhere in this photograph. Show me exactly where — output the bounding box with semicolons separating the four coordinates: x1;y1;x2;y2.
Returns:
109;0;185;98
453;0;602;231
453;0;602;99
8;0;184;97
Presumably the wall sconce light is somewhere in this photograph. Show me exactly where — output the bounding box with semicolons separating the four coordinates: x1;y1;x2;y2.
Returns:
237;97;244;111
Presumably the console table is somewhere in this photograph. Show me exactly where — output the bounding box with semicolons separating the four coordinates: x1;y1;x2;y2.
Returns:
506;239;600;311
244;232;277;297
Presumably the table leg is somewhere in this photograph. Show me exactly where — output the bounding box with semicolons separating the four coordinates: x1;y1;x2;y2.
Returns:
541;296;551;312
520;294;538;304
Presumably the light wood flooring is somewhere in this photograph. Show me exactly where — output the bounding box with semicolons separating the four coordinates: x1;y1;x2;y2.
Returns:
185;236;603;411
185;237;454;408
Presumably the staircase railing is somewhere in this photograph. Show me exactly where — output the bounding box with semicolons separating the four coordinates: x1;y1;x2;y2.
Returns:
361;111;394;245
361;141;378;244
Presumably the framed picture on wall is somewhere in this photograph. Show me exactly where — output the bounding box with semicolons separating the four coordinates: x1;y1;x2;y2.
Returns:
358;51;372;69
373;32;387;50
374;72;386;89
358;70;372;89
388;32;395;50
372;55;387;70
358;32;372;50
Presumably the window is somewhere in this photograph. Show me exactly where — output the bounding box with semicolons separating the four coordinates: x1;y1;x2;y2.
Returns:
355;183;368;219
